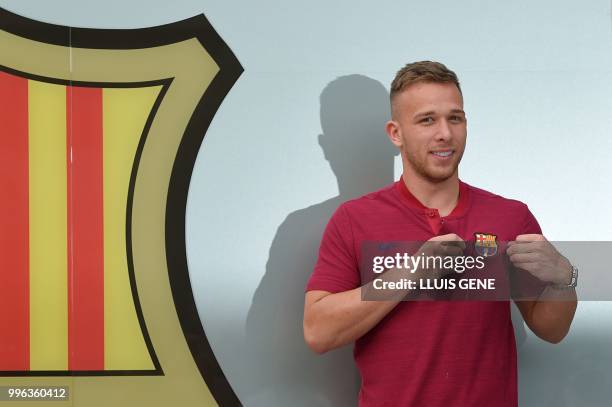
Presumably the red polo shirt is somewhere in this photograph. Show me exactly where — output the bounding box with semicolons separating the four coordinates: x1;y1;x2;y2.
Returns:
306;178;544;407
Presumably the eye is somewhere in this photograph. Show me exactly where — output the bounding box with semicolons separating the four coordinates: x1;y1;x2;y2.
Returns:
450;115;464;123
421;117;434;124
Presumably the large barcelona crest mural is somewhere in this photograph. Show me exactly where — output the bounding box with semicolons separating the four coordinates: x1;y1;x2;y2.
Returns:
0;7;242;406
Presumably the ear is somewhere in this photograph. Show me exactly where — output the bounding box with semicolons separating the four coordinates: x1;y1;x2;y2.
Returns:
317;133;329;160
385;120;403;148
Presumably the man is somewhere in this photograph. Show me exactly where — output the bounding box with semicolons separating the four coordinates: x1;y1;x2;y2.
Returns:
303;61;577;406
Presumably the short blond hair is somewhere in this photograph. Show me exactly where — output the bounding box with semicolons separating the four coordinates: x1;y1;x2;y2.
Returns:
390;61;461;103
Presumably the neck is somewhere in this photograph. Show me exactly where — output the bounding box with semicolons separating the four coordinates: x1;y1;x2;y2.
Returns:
401;168;460;217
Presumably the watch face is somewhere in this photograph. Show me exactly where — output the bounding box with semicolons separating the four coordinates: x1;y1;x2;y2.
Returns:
571;266;578;287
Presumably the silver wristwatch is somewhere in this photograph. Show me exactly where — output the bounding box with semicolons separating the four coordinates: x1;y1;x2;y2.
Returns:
551;265;578;289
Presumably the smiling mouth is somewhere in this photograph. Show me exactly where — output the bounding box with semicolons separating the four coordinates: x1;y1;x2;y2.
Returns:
431;150;454;158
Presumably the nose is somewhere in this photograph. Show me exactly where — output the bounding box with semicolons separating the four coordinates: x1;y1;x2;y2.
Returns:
436;118;452;142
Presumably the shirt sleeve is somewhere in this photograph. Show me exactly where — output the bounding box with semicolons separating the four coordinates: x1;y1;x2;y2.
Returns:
305;204;361;293
521;205;542;235
511;205;549;299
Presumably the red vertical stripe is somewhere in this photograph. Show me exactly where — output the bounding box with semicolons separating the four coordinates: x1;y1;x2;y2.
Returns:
0;71;30;370
67;86;104;370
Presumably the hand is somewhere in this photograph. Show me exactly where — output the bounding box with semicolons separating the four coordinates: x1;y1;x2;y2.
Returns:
419;233;466;278
507;234;571;285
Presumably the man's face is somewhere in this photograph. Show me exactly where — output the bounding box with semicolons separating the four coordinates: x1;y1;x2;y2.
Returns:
387;81;467;183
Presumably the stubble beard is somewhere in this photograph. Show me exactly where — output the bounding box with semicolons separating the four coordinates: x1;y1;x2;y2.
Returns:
404;147;463;184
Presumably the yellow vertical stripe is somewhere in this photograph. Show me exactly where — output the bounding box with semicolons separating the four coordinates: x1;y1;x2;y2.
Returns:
103;86;161;370
28;80;68;370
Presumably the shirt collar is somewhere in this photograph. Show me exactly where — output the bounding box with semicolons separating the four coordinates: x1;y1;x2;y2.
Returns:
395;175;470;218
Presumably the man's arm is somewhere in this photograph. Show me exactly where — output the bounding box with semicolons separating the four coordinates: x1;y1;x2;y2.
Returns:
303;287;403;354
304;234;465;354
514;288;577;344
509;234;578;344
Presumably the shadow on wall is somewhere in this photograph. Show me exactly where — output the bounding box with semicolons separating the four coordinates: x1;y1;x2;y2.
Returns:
244;75;397;406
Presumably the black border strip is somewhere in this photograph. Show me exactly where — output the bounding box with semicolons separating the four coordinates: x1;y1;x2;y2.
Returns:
0;369;162;377
164;14;245;407
0;8;210;49
0;7;243;407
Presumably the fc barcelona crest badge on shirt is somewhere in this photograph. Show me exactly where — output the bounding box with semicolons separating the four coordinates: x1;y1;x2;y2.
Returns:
474;233;497;257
